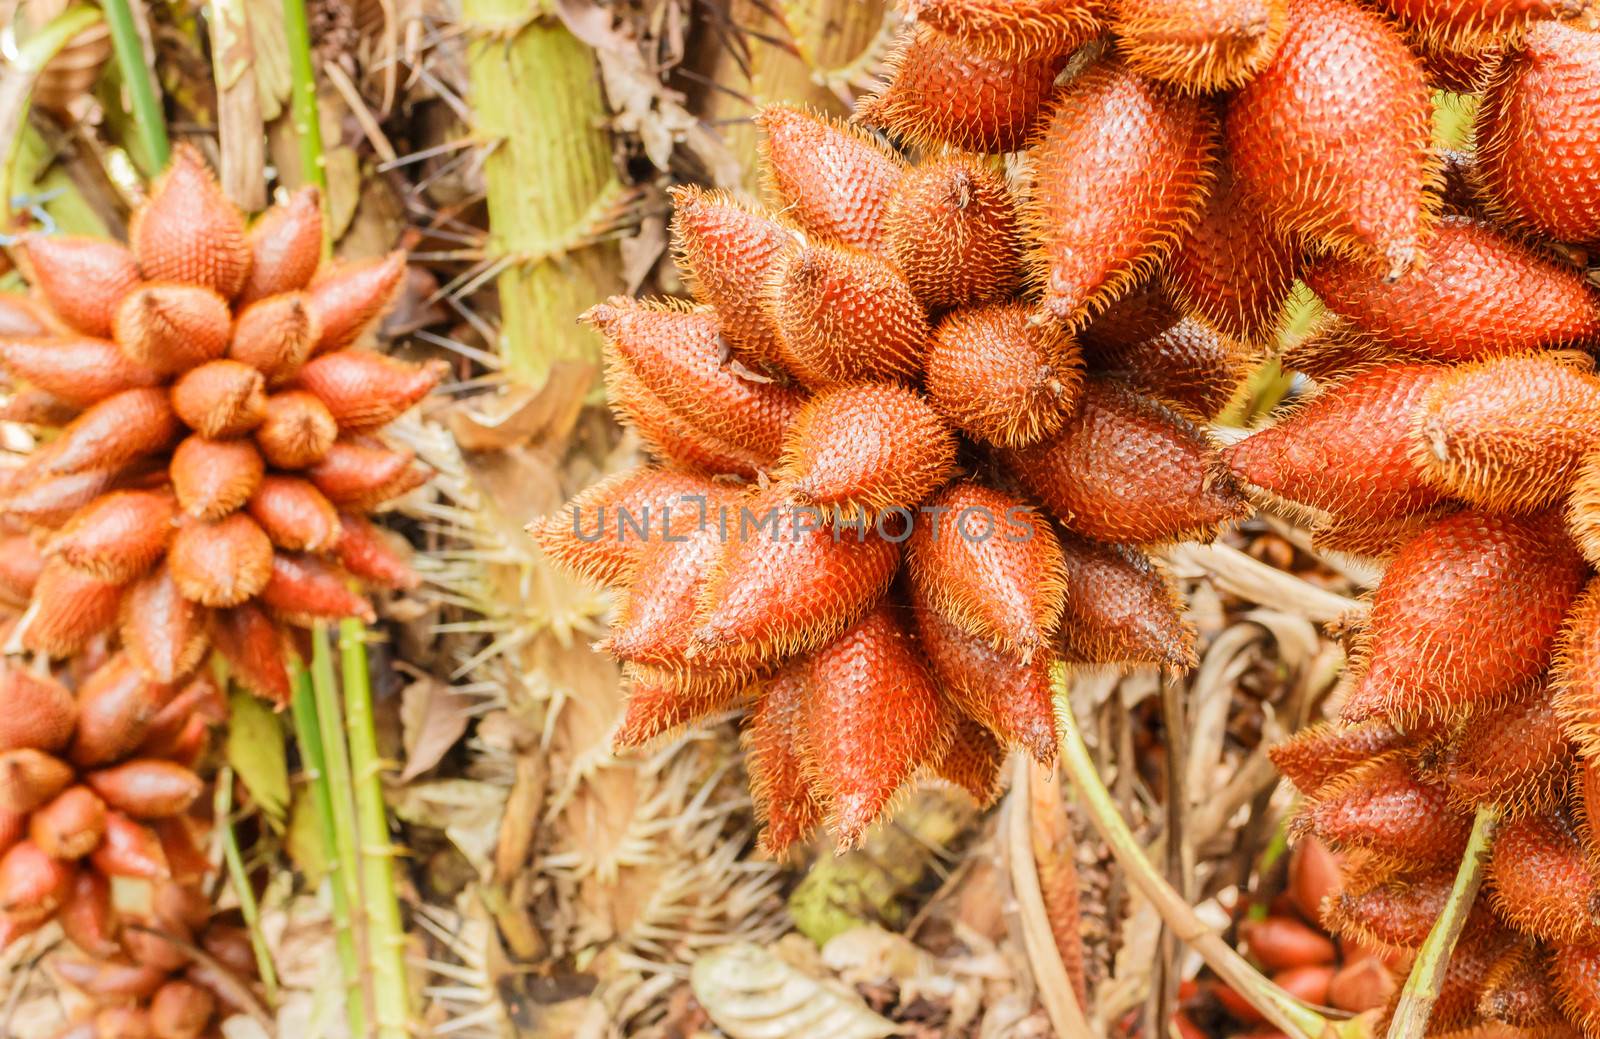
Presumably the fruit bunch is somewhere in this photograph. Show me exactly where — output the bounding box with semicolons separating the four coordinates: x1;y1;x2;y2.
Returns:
0;146;439;704
530;0;1339;852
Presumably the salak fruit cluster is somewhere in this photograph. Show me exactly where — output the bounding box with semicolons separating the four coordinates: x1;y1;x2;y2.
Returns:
1203;4;1600;1038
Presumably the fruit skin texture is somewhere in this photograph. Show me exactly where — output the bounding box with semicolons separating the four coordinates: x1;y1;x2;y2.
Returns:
19;236;142;340
1431;684;1568;815
1477;20;1600;244
1486;810;1600;943
1374;0;1583;45
1410;353;1600;512
1304;217;1600;361
668;186;792;371
1112;0;1290;91
1025;57;1219;328
1056;533;1198;670
755;105;902;252
742;663;823;857
904;0;1103;59
858;24;1070;155
925;304;1082;448
1324;862;1456;949
1340;510;1587;724
1301;754;1473;866
1553;578;1600;759
1551;943;1600;1038
532;468;718;590
1000;379;1248;545
883;156;1021;313
1083;313;1253;421
1270;720;1415;798
1225;0;1435;279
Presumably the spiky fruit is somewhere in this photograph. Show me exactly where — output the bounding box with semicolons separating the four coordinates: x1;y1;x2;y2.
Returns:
228;294;318;386
601;514;737;672
1477;20;1600;244
1163;163;1298;345
612;666;751;749
1411;924;1521;1037
1481;942;1570;1032
130;146;250;300
1305;218;1600;361
924;304;1082;448
1056;533;1198;670
743;663;823;856
0;337;159;406
533;468;718;589
932;714;1006;807
755;106;903;252
1025;57;1219;327
1432;685;1568;814
1112;0;1289;90
1271;720;1417;797
44;388;181;476
1487;810;1600;943
1225;0;1434;279
858;24;1071;154
904;0;1104;59
668;186;793;370
1340;510;1586;723
238;187;323;305
1553;579;1600;759
19;237;141;340
46;490;177;584
1376;0;1583;44
305;252;406;353
1410;353;1600;511
775;383;958;514
882;156;1022;312
1551;943;1600;1037
584;298;802;458
1082;312;1253;421
1325;862;1457;949
0;668;75;753
767;241;931;387
248;477;342;554
1000;379;1248;544
802;606;948;847
168;514;274;608
122;567;208;685
170;360;268;438
1224;364;1449;523
71;656;170;768
1301;754;1473;866
293;350;445;433
170;437;264;521
906;483;1066;658
605;361;768;479
20;560;123;657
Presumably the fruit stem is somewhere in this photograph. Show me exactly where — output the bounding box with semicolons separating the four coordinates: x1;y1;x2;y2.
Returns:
214;763;281;1004
340;617;413;1037
1384;804;1501;1039
100;0;169;173
1050;662;1335;1039
280;0;328;202
0;5;104;227
296;639;374;1037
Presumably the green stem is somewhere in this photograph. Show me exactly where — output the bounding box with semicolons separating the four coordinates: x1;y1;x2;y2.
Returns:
100;0;169;172
1050;663;1344;1039
340;618;411;1037
307;630;375;1033
0;6;104;227
280;0;327;200
1385;806;1500;1039
214;765;280;1004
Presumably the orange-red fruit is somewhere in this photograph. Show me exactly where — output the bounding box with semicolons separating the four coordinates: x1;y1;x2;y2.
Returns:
925;304;1082;448
858;24;1070;154
0;536;43;607
904;0;1103;59
171;436;265;521
209;604;290;704
1477;20;1600;244
131;145;251;298
305;252;407;353
0;295;49;338
333;514;416;589
913;596;1059;763
883;156;1021;312
58;870;117;958
248;476;342;553
613;665;750;746
171;360;268;438
1057;534;1199;670
305;438;425;510
692;492;902;662
668;186;792;370
30;786;106;860
1000;379;1247;545
1341;510;1586;723
167;513;274;608
113;284;232;376
86;760;204;819
744;662;824;857
1420;924;1520;1036
1376;0;1582;43
1302;755;1472;865
803;606;947;847
89;811;167;879
1306;218;1600;360
907;484;1066;658
1551;943;1600;1038
1481;942;1570;1032
606;361;767;479
1164;163;1297;345
1410;353;1600;512
1025;57;1218;327
256;390;339;469
1241;916;1337;971
601;515;734;670
1329;957;1397;1014
20;559;123;657
755;105;902;252
228;293;319;385
1082;314;1252;421
1568;450;1600;568
0;336;159;406
1225;0;1433;279
259;553;376;623
0;749;74;813
0;841;72;922
20;236;142;338
1553;579;1600;758
0;667;75;752
50;489;176;582
776;383;958;515
533;468;718;589
294;349;445;433
767;240;931;387
71;655;171;768
1112;0;1289;90
0;468;117;531
121;566;208;684
149;980;215;1039
238;186;323;304
931;714;1005;807
1435;685;1567;814
1488;810;1600;943
1270;720;1413;798
1224;364;1448;523
1325;864;1455;949
585;299;802;457
43;387;180;475
52;958;168;1000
